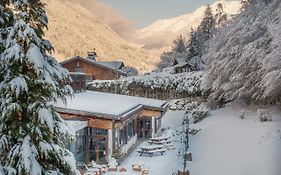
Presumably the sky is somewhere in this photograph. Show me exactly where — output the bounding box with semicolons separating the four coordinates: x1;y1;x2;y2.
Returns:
102;0;219;29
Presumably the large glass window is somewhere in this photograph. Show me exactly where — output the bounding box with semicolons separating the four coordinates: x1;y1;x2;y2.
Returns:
88;128;108;164
88;128;108;136
119;126;127;146
127;120;134;139
65;128;86;163
156;117;162;131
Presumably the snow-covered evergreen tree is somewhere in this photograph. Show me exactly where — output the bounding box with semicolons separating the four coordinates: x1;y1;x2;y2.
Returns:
215;3;227;28
197;4;216;40
156;36;188;72
203;0;281;104
0;1;78;174
0;0;12;53
186;29;203;70
185;5;216;71
155;52;174;72
171;35;187;54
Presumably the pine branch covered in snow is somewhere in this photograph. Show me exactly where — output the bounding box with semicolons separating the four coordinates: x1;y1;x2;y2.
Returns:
0;1;78;174
203;0;281;104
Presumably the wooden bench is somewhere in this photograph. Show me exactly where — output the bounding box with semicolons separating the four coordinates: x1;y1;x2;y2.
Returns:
138;147;167;157
148;139;172;145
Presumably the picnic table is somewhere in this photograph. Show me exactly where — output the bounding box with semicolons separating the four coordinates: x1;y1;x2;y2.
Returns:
148;136;171;145
137;145;167;157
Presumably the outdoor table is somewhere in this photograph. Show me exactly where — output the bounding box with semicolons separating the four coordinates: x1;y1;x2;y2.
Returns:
138;145;166;157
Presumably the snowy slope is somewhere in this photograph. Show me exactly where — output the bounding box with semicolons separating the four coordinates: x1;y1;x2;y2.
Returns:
105;103;281;175
188;103;281;175
135;0;241;49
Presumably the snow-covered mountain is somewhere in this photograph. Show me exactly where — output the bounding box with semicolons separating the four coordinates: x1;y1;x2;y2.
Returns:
135;0;241;50
44;0;157;73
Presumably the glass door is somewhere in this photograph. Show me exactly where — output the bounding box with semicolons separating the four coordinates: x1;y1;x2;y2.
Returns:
88;128;108;164
138;117;152;138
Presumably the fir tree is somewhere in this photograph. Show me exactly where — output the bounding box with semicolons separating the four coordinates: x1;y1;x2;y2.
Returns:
185;4;216;71
186;29;203;70
171;35;188;63
197;4;216;40
171;35;187;54
155;51;174;71
215;3;227;28
0;0;13;53
0;1;78;174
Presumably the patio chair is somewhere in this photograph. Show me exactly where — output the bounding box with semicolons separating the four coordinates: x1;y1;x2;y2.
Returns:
108;158;118;171
119;167;127;172
132;162;144;172
141;166;149;175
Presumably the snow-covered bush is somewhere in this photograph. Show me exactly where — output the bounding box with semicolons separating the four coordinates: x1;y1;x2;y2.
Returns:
169;99;193;111
88;71;203;98
171;100;210;123
189;104;210;123
257;109;272;122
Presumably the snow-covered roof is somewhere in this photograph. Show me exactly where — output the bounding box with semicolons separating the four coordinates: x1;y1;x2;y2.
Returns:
174;57;187;64
60;56;127;76
97;61;124;70
174;62;193;68
55;91;168;120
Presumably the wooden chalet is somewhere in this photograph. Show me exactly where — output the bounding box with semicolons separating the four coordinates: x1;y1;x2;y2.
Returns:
54;91;168;164
60;54;127;81
174;62;194;74
173;57;194;74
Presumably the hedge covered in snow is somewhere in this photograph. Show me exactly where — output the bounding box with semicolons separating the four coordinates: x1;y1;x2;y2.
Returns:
87;71;203;98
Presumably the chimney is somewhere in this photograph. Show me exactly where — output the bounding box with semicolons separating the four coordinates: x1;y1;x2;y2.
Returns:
87;51;97;61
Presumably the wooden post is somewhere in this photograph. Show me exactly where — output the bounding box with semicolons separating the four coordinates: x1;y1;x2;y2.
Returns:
85;127;89;163
112;120;116;152
178;171;189;175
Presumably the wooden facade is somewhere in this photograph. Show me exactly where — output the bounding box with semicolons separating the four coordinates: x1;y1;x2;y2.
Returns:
59;106;167;164
174;63;193;74
60;56;127;81
68;73;86;92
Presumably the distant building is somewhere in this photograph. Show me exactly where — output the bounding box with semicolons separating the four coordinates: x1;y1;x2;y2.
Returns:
173;57;187;66
54;91;169;164
60;53;127;83
97;61;125;71
174;62;194;74
173;57;195;74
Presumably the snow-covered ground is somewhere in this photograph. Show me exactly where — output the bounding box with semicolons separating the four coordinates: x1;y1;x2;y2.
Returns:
105;102;281;175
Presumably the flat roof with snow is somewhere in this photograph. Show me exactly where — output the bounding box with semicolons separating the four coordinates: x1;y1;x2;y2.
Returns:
55;91;168;120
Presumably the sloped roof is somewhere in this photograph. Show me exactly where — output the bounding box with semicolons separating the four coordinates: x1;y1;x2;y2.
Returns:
174;57;187;65
54;91;169;121
174;62;193;68
97;61;124;70
60;56;127;76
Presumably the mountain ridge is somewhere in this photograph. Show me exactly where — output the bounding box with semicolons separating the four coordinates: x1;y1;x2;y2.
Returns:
44;0;157;73
135;0;241;50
